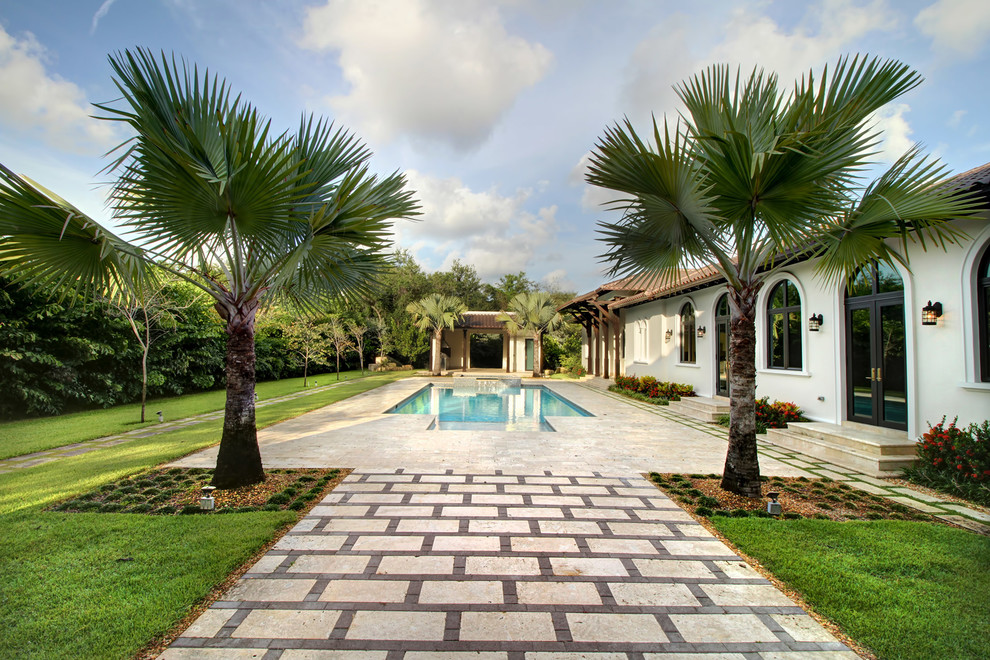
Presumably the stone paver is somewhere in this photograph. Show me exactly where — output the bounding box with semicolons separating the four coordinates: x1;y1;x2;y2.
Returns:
165;470;853;657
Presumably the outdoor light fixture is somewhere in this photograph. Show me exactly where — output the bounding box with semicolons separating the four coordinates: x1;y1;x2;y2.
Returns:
697;326;706;338
664;329;673;343
808;314;824;332
199;486;216;511
156;410;163;423
921;301;943;326
766;492;782;516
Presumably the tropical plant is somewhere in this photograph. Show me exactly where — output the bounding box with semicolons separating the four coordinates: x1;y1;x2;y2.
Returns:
586;55;983;497
498;291;563;377
406;294;466;375
0;49;419;487
347;320;368;375
326;317;354;380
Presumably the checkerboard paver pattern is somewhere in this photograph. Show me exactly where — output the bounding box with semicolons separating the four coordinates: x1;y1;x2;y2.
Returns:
160;471;857;659
583;381;990;533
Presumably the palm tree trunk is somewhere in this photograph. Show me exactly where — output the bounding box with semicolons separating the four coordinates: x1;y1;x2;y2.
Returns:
720;285;762;498
212;306;265;489
433;329;442;376
533;331;541;378
141;306;150;424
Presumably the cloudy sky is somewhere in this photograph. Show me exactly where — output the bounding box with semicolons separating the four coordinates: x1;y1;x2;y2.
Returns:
1;0;989;292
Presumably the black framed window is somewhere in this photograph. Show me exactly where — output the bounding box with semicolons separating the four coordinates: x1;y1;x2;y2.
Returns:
767;280;802;369
979;247;990;382
680;302;696;363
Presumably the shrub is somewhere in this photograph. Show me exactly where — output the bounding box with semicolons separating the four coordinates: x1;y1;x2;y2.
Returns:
697;495;720;508
612;375;695;400
916;417;990;483
267;492;291;506
695;506;713;517
754;396;808;430
729;508;750;517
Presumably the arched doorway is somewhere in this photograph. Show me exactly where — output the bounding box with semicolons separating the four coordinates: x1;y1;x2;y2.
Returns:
715;294;731;397
470;333;504;369
845;261;907;430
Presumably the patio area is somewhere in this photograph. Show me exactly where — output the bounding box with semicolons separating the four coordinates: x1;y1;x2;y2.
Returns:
160;381;862;658
169;379;814;477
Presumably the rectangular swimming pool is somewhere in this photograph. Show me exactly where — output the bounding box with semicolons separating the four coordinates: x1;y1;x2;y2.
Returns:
386;384;593;431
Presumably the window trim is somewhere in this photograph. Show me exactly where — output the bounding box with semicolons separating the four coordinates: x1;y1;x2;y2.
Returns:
679;302;697;364
766;279;802;371
979;246;990;382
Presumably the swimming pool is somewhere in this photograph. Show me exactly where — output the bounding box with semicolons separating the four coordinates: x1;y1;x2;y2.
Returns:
387;384;593;431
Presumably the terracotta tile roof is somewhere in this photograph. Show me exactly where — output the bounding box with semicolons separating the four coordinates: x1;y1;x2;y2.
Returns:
946;161;990;191
608;265;725;310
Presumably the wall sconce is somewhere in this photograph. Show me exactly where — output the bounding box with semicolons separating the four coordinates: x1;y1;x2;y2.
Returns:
664;329;673;343
921;301;942;326
808;314;824;332
696;326;706;338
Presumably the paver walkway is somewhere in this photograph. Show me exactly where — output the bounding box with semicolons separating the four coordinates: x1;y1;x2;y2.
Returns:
161;469;857;659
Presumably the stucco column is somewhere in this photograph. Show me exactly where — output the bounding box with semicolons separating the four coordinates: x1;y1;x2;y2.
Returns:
504;330;510;372
462;329;468;371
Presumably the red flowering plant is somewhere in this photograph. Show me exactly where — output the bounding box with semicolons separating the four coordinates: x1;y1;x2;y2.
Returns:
611;375;696;402
752;396;807;432
918;417;990;483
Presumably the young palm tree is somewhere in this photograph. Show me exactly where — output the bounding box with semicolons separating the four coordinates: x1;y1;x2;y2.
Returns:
406;294;466;376
498;292;563;377
586;55;982;497
0;49;419;488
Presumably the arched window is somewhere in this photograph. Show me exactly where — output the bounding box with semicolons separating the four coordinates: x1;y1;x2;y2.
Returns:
634;320;648;363
767;280;802;370
979;247;990;381
680;302;696;363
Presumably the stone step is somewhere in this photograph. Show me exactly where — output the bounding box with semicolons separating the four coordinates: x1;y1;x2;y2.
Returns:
780;422;915;457
765;423;918;477
667;396;730;423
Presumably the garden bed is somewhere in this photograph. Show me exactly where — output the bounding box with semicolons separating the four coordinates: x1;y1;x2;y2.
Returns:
647;472;940;523
47;467;349;515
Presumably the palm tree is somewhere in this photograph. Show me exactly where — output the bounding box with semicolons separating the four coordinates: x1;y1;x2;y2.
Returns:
498;292;563;377
0;49;419;488
406;294;466;376
586;55;982;497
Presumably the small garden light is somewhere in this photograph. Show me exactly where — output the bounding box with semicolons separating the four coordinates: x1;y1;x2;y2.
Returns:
199;485;216;511
808;313;824;331
921;300;942;326
766;491;782;516
156;410;163;423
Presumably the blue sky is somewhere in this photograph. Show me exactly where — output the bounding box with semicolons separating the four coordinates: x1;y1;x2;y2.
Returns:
1;0;989;292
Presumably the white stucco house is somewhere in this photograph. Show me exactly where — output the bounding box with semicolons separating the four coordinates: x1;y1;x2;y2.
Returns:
560;162;990;476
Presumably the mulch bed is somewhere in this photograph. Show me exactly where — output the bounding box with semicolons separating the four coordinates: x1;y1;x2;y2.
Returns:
647;472;939;523
47;467;350;515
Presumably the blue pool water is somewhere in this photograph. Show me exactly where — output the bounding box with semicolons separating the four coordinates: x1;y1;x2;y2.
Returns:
387;384;592;432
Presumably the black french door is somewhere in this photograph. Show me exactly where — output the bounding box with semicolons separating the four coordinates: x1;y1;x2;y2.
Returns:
845;298;907;430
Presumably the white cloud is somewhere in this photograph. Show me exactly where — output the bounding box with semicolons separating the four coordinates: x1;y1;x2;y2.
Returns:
870;103;914;162
622;0;897;121
569;151;621;211
0;26;118;153
90;0;119;34
397;170;559;278
948;109;967;128
915;0;990;59
299;0;553;150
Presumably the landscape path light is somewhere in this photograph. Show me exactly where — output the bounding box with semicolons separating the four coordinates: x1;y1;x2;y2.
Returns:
200;486;216;511
766;491;782;516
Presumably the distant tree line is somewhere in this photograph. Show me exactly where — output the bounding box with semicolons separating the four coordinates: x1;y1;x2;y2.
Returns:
0;253;578;420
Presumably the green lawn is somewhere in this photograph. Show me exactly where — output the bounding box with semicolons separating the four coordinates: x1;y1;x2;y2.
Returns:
712;517;990;660
0;369;368;460
0;370;410;659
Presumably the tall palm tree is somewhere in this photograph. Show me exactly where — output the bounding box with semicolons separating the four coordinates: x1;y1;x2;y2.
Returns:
586;55;982;497
0;49;419;488
498;291;563;377
406;294;466;375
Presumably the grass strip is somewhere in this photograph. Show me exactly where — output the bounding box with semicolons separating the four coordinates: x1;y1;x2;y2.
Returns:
0;370;409;659
712;517;990;660
0;369;370;460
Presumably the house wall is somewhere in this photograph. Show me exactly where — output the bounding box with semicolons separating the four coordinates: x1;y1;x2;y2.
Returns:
607;214;990;438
